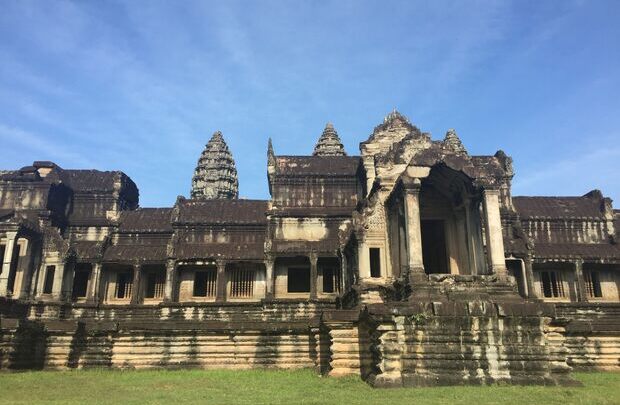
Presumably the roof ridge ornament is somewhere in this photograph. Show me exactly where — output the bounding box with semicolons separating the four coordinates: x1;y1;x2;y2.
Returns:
190;130;239;200
267;137;276;165
442;128;467;155
313;122;347;156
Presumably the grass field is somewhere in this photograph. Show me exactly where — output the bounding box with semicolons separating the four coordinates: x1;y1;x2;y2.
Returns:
0;369;618;405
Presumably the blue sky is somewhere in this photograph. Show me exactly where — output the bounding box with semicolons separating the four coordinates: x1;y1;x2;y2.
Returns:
0;0;618;207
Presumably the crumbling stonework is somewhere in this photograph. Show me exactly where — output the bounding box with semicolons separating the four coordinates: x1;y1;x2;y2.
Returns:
0;111;618;385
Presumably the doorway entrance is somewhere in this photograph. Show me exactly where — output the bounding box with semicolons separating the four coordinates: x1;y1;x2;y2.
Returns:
421;220;449;274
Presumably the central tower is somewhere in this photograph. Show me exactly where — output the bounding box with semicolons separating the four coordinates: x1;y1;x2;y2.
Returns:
191;131;239;199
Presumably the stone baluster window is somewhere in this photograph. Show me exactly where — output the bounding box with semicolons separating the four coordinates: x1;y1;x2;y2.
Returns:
322;267;341;294
584;270;603;299
193;269;217;297
230;268;254;298
115;272;133;299
540;271;566;298
145;272;166;299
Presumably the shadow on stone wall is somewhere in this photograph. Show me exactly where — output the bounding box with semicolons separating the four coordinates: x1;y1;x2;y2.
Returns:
8;320;47;370
67;322;87;368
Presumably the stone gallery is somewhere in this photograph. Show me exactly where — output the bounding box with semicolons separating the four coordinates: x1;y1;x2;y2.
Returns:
0;111;618;386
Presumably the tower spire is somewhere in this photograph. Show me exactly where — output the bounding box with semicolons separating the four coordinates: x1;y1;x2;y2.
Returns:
191;131;239;199
313;122;346;156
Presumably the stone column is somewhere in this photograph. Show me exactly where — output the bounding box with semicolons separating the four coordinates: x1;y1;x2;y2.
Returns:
264;257;275;299
216;260;227;303
363;156;375;196
51;261;66;301
163;259;177;303
358;239;370;279
482;189;508;278
131;263;142;305
0;231;18;296
523;257;536;299
340;255;347;293
309;253;318;299
574;259;587;302
17;239;35;300
87;262;103;304
403;186;425;278
62;261;76;301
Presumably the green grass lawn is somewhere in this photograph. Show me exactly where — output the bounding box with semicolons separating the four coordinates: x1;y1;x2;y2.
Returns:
0;369;618;405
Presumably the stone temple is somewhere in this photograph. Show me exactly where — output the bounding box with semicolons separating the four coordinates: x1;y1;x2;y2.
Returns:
0;111;618;386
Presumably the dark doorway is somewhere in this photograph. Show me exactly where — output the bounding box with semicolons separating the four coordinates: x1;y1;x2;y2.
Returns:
288;267;310;293
369;248;381;278
72;265;91;301
421;220;449;274
43;265;55;294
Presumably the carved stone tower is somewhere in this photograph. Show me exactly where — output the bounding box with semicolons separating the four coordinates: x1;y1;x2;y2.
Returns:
313;123;347;156
191;131;239;199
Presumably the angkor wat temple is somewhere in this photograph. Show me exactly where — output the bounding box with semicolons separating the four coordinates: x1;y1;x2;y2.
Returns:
1;111;618;386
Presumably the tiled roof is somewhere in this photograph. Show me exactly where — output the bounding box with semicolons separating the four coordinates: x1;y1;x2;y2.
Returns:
104;244;168;262
268;206;355;217
271;239;341;254
71;241;104;260
174;243;265;260
513;196;603;218
175;199;268;225
275;156;360;176
533;243;620;260
119;208;173;232
60;170;118;192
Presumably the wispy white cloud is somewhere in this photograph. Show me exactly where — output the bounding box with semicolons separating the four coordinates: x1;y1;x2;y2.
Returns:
0;123;92;167
513;142;620;199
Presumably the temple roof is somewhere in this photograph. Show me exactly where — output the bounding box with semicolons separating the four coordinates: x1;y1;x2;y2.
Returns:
274;156;361;177
513;196;606;219
313;123;347;156
174;242;265;261
174;199;268;225
191;131;239;200
532;243;620;260
119;208;173;233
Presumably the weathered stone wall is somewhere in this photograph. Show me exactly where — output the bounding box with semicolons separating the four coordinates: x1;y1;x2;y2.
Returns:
1;318;330;370
360;301;574;387
2;301;334;371
2;298;619;383
551;303;620;371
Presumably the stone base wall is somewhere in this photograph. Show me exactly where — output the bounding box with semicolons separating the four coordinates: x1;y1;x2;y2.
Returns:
26;300;334;322
551;303;620;371
1;298;619;385
0;318;330;371
361;301;575;387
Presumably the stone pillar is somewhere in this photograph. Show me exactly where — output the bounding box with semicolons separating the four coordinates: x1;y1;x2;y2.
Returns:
216;260;227;303
482;189;508;278
310;253;318;299
131;263;142;305
62;261;76;301
574;259;587;302
163;259;177;303
264;257;275;299
0;231;18;296
51;261;66;301
16;239;35;300
358;240;370;279
523;257;536;299
340;255;347;293
363;157;375;196
403;186;425;278
87;262;103;304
